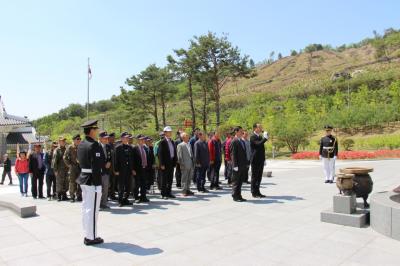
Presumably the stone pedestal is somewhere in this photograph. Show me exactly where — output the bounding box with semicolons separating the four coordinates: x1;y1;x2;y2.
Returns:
321;193;369;228
333;194;356;214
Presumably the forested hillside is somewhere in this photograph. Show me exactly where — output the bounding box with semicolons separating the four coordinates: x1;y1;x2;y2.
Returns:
34;28;400;153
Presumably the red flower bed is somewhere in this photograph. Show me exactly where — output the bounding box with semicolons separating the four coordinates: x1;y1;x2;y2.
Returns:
292;150;400;160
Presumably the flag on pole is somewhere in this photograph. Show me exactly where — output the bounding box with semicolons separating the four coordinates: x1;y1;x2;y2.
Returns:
88;64;92;80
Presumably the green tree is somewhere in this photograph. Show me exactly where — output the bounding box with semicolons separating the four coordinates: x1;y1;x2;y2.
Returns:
167;48;199;131
190;32;256;126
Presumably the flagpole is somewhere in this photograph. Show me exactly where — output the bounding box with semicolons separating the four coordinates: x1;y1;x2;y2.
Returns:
87;57;90;121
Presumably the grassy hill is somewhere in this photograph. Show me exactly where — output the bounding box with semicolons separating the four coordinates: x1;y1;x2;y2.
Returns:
34;29;400;153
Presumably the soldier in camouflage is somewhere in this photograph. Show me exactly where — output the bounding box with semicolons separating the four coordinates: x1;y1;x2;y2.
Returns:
52;136;70;201
64;134;82;202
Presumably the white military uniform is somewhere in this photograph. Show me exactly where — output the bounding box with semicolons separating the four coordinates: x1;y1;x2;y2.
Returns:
319;134;338;182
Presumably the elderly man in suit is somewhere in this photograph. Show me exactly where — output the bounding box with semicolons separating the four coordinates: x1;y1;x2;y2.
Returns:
158;126;177;199
194;131;210;193
177;132;195;196
230;126;248;202
250;123;269;198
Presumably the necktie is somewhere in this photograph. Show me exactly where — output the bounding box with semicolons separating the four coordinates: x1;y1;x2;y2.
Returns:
140;146;147;168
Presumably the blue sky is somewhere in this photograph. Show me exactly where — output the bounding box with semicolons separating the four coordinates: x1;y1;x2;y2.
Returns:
0;0;399;119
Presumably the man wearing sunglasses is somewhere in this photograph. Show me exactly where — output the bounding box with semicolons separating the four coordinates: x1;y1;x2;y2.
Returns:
64;134;82;202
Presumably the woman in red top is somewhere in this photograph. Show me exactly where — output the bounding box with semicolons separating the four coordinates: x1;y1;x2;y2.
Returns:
15;150;29;196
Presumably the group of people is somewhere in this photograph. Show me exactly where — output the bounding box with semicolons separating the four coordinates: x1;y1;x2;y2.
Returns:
5;123;271;205
3;120;271;245
1;120;345;246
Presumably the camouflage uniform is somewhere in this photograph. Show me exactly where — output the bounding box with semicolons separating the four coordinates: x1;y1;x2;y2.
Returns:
63;144;82;201
52;146;69;198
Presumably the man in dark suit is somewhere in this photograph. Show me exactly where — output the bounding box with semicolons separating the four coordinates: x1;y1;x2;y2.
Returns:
144;137;155;191
250;123;269;198
194;131;210;193
29;143;46;199
230;126;248;202
114;132;135;207
132;134;151;203
158;126;177;199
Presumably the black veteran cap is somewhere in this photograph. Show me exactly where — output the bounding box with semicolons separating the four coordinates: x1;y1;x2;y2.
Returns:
324;125;333;130
99;131;109;138
136;134;146;140
145;136;152;141
108;132;116;138
81;120;99;129
120;131;129;138
72;134;81;140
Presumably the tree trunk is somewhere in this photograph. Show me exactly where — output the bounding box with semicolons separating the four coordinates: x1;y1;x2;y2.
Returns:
153;93;159;131
202;86;208;132
160;93;167;127
188;76;196;132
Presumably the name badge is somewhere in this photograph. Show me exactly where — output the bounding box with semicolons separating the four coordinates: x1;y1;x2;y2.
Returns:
96;153;101;157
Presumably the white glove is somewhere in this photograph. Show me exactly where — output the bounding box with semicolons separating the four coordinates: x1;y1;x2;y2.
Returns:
319;155;322;160
233;167;238;172
263;131;269;139
333;156;337;160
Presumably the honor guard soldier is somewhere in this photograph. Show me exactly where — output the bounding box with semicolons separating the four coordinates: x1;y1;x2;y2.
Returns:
319;125;338;183
76;120;105;246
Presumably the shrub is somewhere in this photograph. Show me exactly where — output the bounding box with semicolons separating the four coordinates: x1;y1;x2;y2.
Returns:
342;139;355;151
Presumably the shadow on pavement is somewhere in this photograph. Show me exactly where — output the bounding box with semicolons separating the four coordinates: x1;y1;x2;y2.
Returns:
95;242;163;256
265;195;304;201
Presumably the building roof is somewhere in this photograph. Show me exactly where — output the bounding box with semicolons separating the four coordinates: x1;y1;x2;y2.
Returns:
0;96;30;126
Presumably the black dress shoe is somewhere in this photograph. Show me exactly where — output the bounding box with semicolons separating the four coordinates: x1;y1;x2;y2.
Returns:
215;186;223;190
70;198;75;203
239;198;247;202
202;189;209;193
168;194;176;199
188;191;195;195
118;202;124;207
324;180;330;183
141;198;150;203
252;194;261;198
84;237;104;246
38;196;46;199
259;194;266;198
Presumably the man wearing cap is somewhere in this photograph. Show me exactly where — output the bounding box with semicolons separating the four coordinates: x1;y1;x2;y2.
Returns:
107;133;117;201
44;142;57;200
52;136;70;201
76;120;105;246
132;134;150;203
98;131;112;209
29;143;46;199
114;132;135;206
319;125;338;184
158;126;177;199
64;134;82;202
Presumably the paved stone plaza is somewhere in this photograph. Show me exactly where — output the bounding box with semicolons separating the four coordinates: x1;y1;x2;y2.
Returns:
1;159;400;266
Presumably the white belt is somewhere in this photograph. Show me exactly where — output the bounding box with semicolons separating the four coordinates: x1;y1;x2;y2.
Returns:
322;147;334;149
81;168;92;173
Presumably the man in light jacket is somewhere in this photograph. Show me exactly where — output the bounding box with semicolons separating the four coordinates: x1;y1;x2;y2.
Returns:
177;132;194;196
